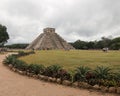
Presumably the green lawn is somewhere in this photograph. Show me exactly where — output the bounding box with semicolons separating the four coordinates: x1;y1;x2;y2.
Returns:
19;50;120;73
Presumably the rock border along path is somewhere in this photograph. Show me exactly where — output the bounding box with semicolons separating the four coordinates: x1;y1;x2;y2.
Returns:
0;53;118;96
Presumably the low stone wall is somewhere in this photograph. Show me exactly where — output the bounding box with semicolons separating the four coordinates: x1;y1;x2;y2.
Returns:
5;64;120;95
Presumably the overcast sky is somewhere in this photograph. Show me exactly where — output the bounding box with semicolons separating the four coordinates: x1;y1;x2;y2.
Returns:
0;0;120;44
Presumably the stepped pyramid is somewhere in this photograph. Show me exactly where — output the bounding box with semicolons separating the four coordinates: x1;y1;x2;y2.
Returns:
26;28;75;50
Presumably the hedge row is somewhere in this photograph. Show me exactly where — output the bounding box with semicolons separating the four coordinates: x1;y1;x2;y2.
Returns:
3;53;71;81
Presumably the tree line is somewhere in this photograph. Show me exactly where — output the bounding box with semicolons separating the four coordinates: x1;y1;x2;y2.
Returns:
5;44;29;49
70;36;120;50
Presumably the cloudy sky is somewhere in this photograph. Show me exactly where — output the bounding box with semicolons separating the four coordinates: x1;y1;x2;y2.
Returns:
0;0;120;44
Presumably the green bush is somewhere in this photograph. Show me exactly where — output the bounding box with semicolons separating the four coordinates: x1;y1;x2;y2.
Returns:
104;80;117;87
57;69;72;81
109;72;120;87
28;64;45;75
73;66;91;82
14;60;28;71
18;51;26;56
94;66;111;80
3;55;17;65
18;51;35;57
85;71;96;85
113;72;120;81
44;65;62;77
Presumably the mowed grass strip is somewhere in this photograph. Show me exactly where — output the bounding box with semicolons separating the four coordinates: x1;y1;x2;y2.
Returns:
19;50;120;72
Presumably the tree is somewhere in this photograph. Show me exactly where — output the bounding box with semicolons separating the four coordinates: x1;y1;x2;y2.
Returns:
71;36;120;50
72;40;88;49
87;41;95;49
0;24;9;46
110;37;120;50
101;37;111;48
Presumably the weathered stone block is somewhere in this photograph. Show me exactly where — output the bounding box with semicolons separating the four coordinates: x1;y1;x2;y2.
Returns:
51;78;56;82
93;84;100;90
39;75;45;80
108;87;116;93
48;77;53;82
100;86;108;92
26;72;33;77
43;76;49;81
72;82;79;87
32;75;39;79
30;73;34;77
8;64;13;69
22;71;27;75
117;87;120;94
26;72;30;76
18;70;24;75
78;82;92;89
56;78;61;84
62;80;72;86
12;68;16;72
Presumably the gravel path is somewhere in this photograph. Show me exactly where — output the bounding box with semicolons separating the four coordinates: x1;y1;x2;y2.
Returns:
0;53;118;96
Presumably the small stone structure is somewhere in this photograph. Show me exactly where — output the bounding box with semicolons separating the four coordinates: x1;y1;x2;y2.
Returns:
26;28;75;50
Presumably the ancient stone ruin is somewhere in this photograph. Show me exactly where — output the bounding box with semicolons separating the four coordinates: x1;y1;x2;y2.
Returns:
26;28;75;50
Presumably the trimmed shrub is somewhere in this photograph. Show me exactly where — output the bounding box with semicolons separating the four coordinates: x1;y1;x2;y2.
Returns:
18;51;27;56
107;72;120;87
3;55;17;65
28;64;45;75
113;72;120;82
14;60;28;71
85;71;96;85
43;65;62;77
57;69;72;81
104;80;117;87
18;51;35;57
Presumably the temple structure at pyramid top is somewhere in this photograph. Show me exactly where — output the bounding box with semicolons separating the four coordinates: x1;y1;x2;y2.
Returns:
43;27;55;33
26;27;75;50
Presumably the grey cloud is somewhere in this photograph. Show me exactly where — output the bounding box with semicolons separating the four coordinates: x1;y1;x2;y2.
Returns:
5;0;43;20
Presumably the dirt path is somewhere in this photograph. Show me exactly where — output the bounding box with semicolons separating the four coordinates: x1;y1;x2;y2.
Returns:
0;53;118;96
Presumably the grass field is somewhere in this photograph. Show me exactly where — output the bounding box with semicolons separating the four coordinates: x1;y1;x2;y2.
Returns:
19;50;120;73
